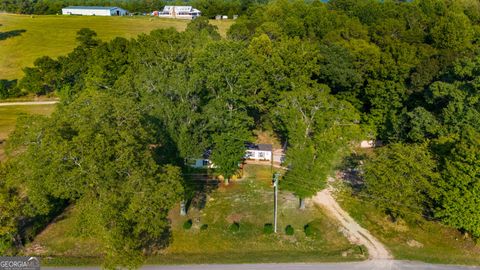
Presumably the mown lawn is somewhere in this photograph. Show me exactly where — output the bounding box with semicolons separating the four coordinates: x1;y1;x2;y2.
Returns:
0;104;56;161
0;14;233;79
25;164;365;266
336;183;480;265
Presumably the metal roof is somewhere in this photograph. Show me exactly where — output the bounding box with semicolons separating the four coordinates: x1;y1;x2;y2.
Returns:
246;143;273;151
257;144;273;151
63;6;122;10
162;6;196;12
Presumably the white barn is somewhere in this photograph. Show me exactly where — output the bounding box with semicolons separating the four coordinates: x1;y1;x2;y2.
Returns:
62;6;128;16
245;144;273;161
158;6;201;19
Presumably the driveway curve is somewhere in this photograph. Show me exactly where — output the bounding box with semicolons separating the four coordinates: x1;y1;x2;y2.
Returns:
313;186;392;260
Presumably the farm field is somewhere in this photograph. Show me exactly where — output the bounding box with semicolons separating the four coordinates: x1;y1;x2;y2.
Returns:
0;104;56;160
23;165;365;266
0;14;233;79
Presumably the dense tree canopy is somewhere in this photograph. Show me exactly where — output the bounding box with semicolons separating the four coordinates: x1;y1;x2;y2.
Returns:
364;143;439;220
4;91;183;267
276;84;360;207
2;0;480;266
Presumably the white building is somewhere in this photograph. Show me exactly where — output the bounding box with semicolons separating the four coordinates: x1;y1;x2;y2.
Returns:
187;143;273;169
245;144;273;161
158;6;201;19
187;150;215;169
62;6;128;16
187;158;215;169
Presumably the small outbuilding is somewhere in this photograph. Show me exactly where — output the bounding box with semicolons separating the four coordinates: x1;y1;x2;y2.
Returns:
187;150;215;169
62;6;128;16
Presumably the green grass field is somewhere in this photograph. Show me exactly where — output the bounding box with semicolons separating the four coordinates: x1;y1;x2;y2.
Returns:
0;14;232;79
23;165;365;266
0;104;56;160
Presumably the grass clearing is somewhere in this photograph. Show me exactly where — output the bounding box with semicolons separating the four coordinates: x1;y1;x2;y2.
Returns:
0;14;233;79
0;104;56;160
335;181;480;265
254;130;283;149
0;104;56;139
22;206;104;258
25;164;365;266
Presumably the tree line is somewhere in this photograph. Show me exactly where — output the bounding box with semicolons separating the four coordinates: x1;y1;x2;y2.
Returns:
0;0;268;17
1;0;480;268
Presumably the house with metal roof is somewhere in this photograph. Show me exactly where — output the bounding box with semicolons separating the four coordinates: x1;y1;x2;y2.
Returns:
187;143;274;169
157;6;201;19
62;6;128;16
245;143;273;161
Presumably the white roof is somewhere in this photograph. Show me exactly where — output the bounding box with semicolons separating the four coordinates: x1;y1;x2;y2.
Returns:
162;6;200;13
63;6;123;10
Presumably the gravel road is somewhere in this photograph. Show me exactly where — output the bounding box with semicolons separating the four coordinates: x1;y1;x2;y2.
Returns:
0;100;59;106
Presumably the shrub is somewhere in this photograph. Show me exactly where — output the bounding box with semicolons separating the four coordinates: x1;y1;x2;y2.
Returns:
229;222;240;233
304;220;322;236
263;223;274;234
183;219;193;230
285;225;294;235
304;224;313;236
200;224;208;231
0;79;20;99
0;236;15;255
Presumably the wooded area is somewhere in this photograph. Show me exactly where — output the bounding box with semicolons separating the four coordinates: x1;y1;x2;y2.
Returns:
1;0;480;268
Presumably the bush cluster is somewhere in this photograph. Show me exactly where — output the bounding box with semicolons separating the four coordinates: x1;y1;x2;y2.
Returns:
285;225;294;235
263;223;274;234
304;224;313;236
229;222;240;233
183;219;193;230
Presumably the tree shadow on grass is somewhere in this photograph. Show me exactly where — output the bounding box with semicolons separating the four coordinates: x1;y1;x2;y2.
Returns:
183;170;219;213
337;153;368;192
0;29;27;41
188;180;218;210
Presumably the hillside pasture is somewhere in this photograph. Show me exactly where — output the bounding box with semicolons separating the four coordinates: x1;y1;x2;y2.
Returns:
0;14;232;79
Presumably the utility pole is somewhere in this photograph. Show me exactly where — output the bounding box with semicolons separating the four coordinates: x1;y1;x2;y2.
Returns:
273;172;280;233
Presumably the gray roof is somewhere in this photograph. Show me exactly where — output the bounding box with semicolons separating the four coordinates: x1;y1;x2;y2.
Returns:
257;144;273;151
63;6;122;10
246;143;272;151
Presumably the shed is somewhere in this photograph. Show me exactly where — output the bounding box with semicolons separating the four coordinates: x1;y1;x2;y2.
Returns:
187;150;215;169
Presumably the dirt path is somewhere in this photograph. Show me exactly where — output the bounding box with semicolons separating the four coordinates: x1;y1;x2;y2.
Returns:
313;186;393;260
0;100;59;106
